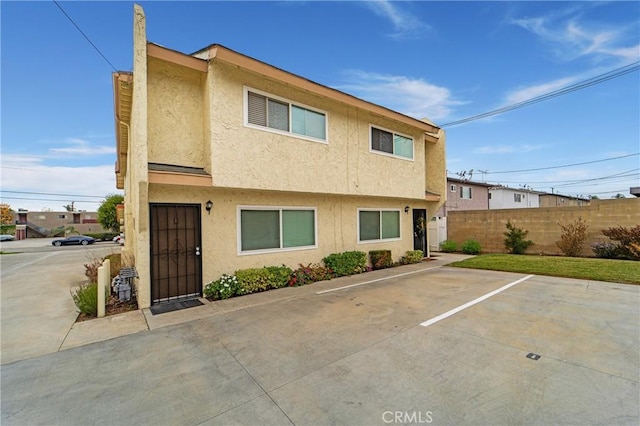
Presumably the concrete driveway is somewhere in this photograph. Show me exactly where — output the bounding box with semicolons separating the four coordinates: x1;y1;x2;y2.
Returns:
1;255;638;425
0;238;121;364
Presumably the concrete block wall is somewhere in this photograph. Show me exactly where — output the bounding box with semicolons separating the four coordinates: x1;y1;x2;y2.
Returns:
447;198;639;256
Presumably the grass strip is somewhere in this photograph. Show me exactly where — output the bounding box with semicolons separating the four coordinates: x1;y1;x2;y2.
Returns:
448;254;640;285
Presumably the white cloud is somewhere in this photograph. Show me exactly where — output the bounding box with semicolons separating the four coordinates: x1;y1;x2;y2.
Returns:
510;8;640;63
504;76;578;104
0;154;120;212
337;70;464;121
49;138;116;156
474;144;545;154
363;0;430;39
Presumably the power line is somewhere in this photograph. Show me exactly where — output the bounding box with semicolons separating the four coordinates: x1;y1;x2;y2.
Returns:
0;196;101;203
1;190;105;199
486;169;639;185
52;0;118;72
484;153;639;174
440;61;640;127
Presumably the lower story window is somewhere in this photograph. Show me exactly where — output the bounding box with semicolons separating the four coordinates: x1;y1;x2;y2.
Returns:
358;209;400;242
239;207;316;253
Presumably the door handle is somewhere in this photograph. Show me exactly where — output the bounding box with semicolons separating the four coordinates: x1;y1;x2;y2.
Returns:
195;247;201;256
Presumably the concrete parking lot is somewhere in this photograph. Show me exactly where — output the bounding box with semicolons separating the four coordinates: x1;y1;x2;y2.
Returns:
1;254;638;426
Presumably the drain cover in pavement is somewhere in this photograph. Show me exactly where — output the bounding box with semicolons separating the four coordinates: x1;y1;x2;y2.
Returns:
150;299;203;315
526;352;541;360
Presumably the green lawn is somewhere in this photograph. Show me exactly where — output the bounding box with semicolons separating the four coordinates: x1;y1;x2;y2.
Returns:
448;254;640;285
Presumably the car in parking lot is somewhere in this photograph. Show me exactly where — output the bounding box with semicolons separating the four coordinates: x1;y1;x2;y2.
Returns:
0;234;15;242
51;235;96;246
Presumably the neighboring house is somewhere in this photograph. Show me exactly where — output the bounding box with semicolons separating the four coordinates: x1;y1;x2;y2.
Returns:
539;193;590;208
112;5;447;308
13;210;106;239
434;177;492;216
489;186;540;209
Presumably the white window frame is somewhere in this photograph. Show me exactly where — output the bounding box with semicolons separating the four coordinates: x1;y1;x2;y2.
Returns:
357;208;402;244
514;193;523;203
450;184;456;192
243;86;328;144
237;205;318;255
369;124;414;161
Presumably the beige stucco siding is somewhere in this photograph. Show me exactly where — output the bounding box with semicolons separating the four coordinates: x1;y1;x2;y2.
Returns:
208;61;428;200
147;57;206;168
147;184;424;293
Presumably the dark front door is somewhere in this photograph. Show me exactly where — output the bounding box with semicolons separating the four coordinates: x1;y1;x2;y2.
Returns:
413;209;427;255
150;204;202;303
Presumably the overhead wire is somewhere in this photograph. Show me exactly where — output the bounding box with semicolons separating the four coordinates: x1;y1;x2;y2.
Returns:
482;153;639;174
440;61;640;127
52;0;118;72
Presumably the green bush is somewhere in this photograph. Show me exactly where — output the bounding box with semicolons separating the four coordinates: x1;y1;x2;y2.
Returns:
400;250;424;264
289;263;334;286
71;283;107;317
204;274;241;300
504;221;534;254
461;239;481;255
369;250;393;270
265;265;293;289
556;218;588;257
323;251;367;276
439;240;457;253
235;268;273;294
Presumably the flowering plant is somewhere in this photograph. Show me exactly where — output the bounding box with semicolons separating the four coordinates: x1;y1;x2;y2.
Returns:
204;274;241;300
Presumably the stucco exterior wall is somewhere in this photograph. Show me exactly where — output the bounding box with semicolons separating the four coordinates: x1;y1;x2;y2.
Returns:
147;57;206;168
437;179;490;216
207;61;430;200
539;194;590;208
143;183;425;304
447;198;640;256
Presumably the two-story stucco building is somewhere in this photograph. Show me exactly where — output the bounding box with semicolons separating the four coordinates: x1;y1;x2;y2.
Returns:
113;5;446;308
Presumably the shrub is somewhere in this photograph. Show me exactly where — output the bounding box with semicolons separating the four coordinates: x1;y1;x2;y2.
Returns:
556;218;588;257
601;225;640;261
323;251;367;276
204;274;241;300
461;239;481;255
439;240;457;253
400;250;423;265
369;250;393;270
235;268;274;294
71;283;107;317
289;263;334;286
504;221;534;254
591;242;623;259
84;257;102;283
265;265;293;289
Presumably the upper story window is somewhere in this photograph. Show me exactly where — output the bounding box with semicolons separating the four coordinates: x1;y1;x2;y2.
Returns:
57;214;66;219
370;126;413;160
514;193;523;202
245;88;327;142
450;184;456;192
460;186;472;200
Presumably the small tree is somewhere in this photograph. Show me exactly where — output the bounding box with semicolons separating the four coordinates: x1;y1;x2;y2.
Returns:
601;225;640;261
504;221;534;254
556;218;588;257
97;194;124;232
0;203;14;225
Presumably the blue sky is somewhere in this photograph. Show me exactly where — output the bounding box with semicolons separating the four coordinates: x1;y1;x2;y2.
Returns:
1;1;639;212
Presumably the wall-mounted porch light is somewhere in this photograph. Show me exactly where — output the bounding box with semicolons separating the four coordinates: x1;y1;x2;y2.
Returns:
205;200;213;215
404;206;410;214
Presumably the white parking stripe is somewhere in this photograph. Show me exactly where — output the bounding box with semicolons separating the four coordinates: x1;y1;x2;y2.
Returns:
316;266;442;294
420;274;535;327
